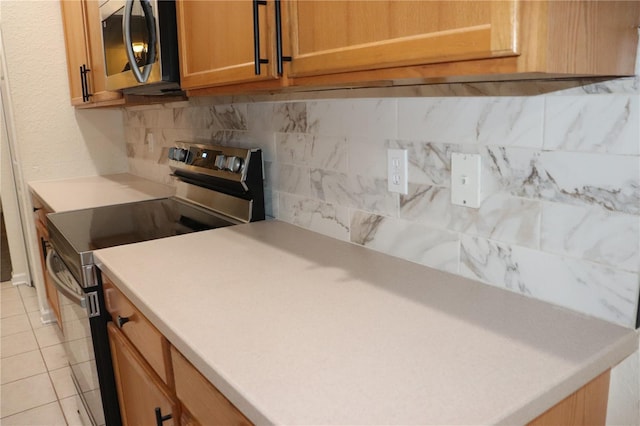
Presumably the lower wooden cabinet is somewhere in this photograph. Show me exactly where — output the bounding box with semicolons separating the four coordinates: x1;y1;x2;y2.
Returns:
103;274;251;426
108;322;179;426
171;346;251;426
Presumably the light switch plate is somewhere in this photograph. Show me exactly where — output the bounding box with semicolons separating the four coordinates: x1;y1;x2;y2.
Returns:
387;149;408;194
451;153;482;208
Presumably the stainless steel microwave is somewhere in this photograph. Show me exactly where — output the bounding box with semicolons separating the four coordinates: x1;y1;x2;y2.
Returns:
100;0;181;95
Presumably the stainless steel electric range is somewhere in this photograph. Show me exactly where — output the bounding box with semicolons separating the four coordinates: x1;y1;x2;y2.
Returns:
44;143;264;426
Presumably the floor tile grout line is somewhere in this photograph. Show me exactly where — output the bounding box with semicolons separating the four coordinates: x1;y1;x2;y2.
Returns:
1;284;68;425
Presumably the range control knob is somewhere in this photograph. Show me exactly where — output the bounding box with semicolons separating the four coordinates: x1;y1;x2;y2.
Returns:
224;156;243;173
214;154;226;170
169;147;188;162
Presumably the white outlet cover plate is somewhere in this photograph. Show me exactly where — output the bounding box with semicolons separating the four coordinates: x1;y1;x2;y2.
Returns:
451;153;481;208
387;148;408;194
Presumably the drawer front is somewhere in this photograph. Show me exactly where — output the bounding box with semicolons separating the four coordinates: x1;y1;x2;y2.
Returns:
103;276;170;384
170;346;252;426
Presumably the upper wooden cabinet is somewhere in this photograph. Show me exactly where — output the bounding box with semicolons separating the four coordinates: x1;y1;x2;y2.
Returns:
176;0;279;90
60;0;124;107
182;0;639;96
287;1;518;78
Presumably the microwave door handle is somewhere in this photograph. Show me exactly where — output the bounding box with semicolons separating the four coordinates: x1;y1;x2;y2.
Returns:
123;0;146;83
45;250;86;308
139;0;157;82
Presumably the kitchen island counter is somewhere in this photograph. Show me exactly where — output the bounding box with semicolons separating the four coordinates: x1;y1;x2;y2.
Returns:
95;220;637;425
29;173;174;212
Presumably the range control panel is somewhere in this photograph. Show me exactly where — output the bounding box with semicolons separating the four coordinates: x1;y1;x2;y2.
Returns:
167;142;260;184
168;146;244;174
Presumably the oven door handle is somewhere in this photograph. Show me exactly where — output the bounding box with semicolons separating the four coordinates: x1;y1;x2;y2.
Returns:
46;250;86;308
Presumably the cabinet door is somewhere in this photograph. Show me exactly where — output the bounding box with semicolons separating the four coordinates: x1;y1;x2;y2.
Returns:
171;346;251;426
60;0;123;106
83;0;123;104
176;0;277;89
287;0;519;77
108;323;178;426
60;0;91;105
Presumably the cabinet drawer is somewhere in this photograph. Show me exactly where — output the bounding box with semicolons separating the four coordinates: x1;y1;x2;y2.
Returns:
170;346;252;426
103;276;171;384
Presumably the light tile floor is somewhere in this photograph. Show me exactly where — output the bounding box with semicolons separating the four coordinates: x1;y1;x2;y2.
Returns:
1;281;88;425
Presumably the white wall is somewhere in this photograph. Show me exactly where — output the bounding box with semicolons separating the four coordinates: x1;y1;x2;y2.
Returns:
0;0;128;318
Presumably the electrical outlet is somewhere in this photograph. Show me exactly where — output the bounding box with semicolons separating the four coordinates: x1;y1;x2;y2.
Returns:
387;149;408;194
146;133;155;153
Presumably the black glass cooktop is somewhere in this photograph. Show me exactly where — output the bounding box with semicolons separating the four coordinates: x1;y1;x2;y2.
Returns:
47;197;239;288
48;197;236;253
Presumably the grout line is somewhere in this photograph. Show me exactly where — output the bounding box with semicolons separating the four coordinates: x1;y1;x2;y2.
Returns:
0;286;68;425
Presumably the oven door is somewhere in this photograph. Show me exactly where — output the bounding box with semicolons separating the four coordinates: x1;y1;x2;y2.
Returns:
100;0;162;91
46;250;106;426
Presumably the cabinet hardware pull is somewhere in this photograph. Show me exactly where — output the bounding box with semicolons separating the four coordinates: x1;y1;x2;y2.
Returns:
154;407;172;426
252;0;269;75
117;315;130;328
40;237;48;258
79;64;92;102
274;0;291;75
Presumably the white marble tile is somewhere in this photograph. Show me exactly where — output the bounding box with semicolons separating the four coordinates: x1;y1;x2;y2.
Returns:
400;184;460;229
211;104;248;130
0;373;58;418
460;235;639;327
276;164;311;197
389;141;469;186
173;106;216;129
549;76;639;95
1;350;47;385
310;171;398;217
462;194;541;249
307;99;397;139
544;96;639;155
541;202;639;272
397;97;544;147
276;133;347;172
278;193;350;241
532;151;639;215
247;102;307;133
350;211;459;274
0;401;66;426
346;136;389;179
484;147;640;215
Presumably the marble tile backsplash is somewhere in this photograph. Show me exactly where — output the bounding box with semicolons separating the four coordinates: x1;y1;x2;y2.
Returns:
123;77;640;328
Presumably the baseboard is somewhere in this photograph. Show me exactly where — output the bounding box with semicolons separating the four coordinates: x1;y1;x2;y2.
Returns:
11;272;29;286
39;308;57;325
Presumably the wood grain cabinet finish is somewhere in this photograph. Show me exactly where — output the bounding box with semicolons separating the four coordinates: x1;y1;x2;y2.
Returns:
108;323;179;426
287;1;518;78
59;0;124;107
171;346;252;426
103;276;172;384
30;195;62;327
184;0;639;96
176;0;279;90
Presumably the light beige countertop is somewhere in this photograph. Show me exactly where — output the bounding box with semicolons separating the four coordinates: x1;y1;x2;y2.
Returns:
95;221;638;425
29;173;175;212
